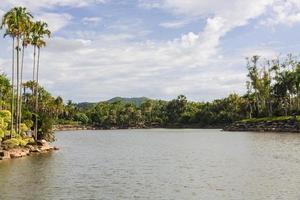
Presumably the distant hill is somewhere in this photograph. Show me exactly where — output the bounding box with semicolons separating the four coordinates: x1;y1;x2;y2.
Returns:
77;97;150;109
107;97;149;107
76;102;97;109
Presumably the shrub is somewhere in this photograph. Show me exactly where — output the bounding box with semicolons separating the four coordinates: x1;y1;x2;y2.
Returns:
18;139;28;147
74;113;89;124
24;137;35;144
0;129;4;141
2;138;20;148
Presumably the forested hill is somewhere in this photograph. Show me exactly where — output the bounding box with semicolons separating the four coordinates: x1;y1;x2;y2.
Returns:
106;97;149;107
77;97;149;109
76;102;97;109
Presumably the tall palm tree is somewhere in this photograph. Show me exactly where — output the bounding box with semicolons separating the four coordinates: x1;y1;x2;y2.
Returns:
1;11;16;137
18;19;33;133
31;21;51;140
1;7;33;135
14;8;33;135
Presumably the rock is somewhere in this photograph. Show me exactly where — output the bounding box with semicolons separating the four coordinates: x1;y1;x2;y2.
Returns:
20;150;29;157
53;146;60;151
25;145;35;151
30;147;41;153
10;151;22;158
0;150;10;160
38;142;51;151
0;142;59;160
224;119;300;133
36;140;48;146
39;146;49;151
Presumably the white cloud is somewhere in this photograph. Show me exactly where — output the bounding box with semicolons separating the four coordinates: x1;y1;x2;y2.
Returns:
138;0;162;9
260;0;300;26
37;13;72;33
21;29;249;101
82;17;102;25
159;19;191;28
0;0;106;33
0;0;107;11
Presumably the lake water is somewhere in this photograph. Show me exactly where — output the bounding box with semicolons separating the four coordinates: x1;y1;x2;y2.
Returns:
0;129;300;200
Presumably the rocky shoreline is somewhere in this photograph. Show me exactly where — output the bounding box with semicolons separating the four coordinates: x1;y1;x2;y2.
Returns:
53;124;97;131
0;140;59;161
223;119;300;133
53;124;223;132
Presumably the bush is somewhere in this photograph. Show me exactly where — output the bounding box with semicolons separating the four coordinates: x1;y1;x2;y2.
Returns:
18;138;28;147
74;113;89;124
0;110;11;122
2;138;20;148
25;137;35;143
0;130;4;142
2;136;34;148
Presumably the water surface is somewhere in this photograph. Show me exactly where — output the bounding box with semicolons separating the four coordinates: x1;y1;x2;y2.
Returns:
0;129;300;200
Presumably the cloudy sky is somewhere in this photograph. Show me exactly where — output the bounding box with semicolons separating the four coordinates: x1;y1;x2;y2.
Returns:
1;0;300;102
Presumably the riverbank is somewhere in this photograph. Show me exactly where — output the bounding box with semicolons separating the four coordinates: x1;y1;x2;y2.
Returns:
223;117;300;133
0;140;59;161
53;124;223;131
53;124;97;131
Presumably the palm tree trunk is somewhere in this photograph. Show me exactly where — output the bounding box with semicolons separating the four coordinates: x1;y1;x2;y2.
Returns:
10;37;15;138
34;47;40;140
16;36;20;134
19;44;25;133
296;86;299;112
32;45;36;92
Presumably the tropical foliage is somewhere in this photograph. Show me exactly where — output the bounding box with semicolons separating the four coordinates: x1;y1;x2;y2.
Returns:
0;6;52;144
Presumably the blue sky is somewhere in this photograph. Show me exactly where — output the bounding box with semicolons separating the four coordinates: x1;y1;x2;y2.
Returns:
1;0;300;102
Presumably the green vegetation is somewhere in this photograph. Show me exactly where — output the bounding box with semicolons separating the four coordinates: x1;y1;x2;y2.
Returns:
63;94;247;128
0;6;53;145
107;97;149;107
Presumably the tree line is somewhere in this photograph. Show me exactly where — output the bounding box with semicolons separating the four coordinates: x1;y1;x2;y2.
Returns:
62;94;246;128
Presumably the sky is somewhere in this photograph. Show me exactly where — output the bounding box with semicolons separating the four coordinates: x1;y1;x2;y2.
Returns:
1;0;300;102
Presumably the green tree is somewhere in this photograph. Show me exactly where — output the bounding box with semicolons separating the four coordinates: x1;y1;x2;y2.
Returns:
1;7;33;136
31;21;51;139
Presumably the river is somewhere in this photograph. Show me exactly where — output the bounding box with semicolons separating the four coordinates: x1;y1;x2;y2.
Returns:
0;129;300;200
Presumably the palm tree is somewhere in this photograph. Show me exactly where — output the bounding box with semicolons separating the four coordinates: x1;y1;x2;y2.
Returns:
31;21;51;140
14;8;33;135
1;7;33;136
18;19;33;133
1;10;16;137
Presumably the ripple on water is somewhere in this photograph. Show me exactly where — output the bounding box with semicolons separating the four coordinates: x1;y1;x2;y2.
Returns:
0;129;300;200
